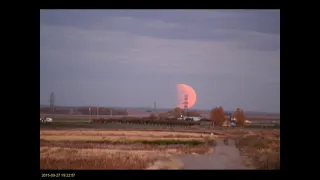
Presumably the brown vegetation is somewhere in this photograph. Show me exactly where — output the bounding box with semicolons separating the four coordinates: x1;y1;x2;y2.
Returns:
168;107;201;118
40;130;208;138
186;110;201;117
210;106;226;127
40;147;164;170
91;118;201;126
235;131;280;169
234;108;246;126
149;113;158;120
40;130;216;170
171;107;184;117
40;135;205;142
40;140;212;154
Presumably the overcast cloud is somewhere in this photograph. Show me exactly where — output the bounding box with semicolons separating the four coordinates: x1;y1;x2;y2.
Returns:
40;10;280;113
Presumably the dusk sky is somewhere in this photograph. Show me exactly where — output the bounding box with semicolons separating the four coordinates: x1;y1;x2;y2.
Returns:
40;10;280;113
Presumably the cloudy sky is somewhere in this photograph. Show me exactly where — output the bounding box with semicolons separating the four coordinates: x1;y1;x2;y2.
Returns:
40;10;280;113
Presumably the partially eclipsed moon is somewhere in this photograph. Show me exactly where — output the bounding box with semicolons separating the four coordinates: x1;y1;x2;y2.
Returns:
176;84;197;109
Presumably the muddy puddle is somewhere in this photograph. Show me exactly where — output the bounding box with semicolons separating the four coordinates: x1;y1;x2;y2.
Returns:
178;139;248;169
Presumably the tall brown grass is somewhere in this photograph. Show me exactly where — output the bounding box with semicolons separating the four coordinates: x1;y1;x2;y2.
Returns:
40;129;216;169
235;132;280;169
40;147;162;170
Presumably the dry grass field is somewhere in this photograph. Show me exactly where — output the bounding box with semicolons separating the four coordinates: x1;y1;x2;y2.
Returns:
40;130;208;138
235;130;280;169
40;147;170;169
40;129;280;169
40;130;217;170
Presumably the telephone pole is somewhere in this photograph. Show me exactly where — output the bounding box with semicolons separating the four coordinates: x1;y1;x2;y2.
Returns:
49;92;55;114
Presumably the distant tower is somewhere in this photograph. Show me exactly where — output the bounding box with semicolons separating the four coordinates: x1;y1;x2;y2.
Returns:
153;101;156;112
184;94;188;116
49;92;55;114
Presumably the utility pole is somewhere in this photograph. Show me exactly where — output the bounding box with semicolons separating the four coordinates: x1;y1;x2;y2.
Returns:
49;92;55;114
153;101;156;113
89;107;92;121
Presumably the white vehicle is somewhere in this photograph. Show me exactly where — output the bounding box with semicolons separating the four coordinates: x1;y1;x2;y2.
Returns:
40;117;53;123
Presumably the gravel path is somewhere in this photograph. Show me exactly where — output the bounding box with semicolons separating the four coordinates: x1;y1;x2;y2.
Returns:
179;139;248;169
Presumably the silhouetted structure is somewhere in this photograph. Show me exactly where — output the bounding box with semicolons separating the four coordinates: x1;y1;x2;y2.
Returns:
49;92;55;113
184;94;188;115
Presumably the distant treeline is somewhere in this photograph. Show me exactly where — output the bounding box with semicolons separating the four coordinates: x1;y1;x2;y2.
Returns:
40;107;128;116
246;117;281;121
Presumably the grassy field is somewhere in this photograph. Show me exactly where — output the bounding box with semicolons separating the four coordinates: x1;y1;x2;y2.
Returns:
40;130;217;170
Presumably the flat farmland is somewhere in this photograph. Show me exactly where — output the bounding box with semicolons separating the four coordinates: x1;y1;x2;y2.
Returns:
40;128;280;170
40;129;217;170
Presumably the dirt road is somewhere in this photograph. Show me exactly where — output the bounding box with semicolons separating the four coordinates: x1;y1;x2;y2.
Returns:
179;139;248;169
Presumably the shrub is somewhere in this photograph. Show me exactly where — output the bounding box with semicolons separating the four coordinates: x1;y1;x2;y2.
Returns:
234;108;246;126
149;114;158;120
235;135;280;170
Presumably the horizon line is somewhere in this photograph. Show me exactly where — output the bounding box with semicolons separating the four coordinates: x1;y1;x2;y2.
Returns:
40;104;280;114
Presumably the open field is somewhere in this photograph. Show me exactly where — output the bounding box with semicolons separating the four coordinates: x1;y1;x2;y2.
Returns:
40;147;170;170
40;129;216;170
41;130;208;138
40;127;279;169
40;111;280;169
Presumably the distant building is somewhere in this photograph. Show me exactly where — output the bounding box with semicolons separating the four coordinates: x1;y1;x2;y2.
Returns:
182;116;202;121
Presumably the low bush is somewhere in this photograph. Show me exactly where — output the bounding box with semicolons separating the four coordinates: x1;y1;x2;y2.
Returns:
235;134;280;169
